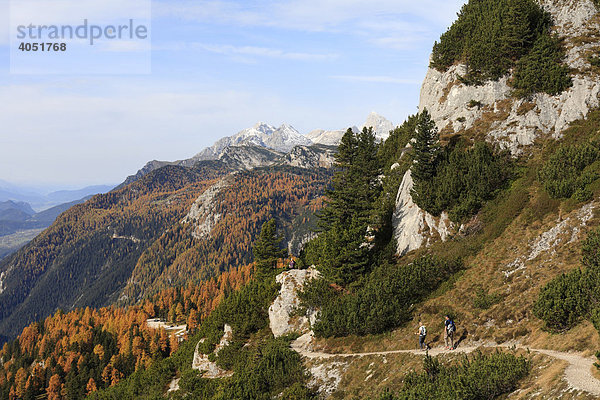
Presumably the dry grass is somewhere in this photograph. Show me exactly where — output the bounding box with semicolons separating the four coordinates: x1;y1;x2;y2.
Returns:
438;79;462;104
459;98;514;142
517;101;536;116
328;353;419;400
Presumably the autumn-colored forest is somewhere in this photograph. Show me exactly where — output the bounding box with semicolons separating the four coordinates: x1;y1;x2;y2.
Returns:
0;163;330;340
0;161;331;399
0;264;253;399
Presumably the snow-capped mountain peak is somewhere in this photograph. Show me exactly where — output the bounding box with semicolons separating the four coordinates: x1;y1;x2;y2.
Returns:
362;112;395;140
125;113;394;183
266;124;312;152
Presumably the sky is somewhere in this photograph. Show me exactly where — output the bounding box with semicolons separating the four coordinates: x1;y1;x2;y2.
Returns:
0;0;466;189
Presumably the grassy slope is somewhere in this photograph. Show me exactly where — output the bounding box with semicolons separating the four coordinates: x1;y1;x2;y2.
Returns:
305;111;600;399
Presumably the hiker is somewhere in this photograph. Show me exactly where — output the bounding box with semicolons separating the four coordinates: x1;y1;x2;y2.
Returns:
417;322;428;350
444;315;456;350
288;258;296;269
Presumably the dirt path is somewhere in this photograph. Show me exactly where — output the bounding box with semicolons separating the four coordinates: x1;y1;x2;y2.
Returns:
521;347;600;396
291;334;600;396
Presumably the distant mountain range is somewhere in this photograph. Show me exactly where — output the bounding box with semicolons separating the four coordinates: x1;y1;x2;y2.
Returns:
0;181;114;211
0;197;95;260
0;111;392;340
123;112;395;185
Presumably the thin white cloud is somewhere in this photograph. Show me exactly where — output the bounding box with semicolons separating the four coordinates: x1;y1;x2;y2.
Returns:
331;75;420;85
99;40;151;52
152;0;466;49
195;43;338;61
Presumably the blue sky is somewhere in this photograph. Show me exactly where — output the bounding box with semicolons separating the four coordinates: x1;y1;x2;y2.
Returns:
0;0;466;188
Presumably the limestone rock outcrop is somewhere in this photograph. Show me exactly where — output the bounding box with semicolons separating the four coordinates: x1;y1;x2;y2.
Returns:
269;267;320;337
191;324;234;378
393;170;452;255
418;0;600;154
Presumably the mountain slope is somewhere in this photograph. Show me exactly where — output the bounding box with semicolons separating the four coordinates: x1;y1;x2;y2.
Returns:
0;163;229;340
121;165;331;303
0;197;95;261
0;158;330;341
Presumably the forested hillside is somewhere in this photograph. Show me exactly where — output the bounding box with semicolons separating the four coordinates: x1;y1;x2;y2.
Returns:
122;166;330;302
0;161;330;341
0;265;253;399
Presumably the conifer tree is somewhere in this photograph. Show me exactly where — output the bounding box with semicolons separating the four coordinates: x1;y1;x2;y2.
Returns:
411;109;440;211
308;127;382;285
411;109;439;182
502;0;534;60
253;219;287;277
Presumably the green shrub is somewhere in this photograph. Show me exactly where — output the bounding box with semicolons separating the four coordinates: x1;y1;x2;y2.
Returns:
473;286;503;309
590;54;600;67
534;229;600;332
413;140;513;223
380;351;530;400
573;187;593;202
590;308;600;333
533;269;587;331
431;0;570;96
302;256;463;337
512;34;572;97
432;0;550;80
538;142;600;199
582;229;600;269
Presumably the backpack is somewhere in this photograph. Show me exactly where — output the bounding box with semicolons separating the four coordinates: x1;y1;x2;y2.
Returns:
419;326;426;336
447;320;455;333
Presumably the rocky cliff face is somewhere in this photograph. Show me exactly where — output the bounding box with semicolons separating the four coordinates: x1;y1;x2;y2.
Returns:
393;170;452;255
419;0;600;155
393;0;600;254
182;176;232;239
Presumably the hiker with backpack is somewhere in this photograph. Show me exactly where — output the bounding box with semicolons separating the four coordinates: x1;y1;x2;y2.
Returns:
416;322;428;350
444;315;456;350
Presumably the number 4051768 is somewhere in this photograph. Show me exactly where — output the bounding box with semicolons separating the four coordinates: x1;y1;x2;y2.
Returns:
18;43;67;51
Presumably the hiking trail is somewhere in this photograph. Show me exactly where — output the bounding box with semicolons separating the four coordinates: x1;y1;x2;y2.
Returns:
291;335;600;396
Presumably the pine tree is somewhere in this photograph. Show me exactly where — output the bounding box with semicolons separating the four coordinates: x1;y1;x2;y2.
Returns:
253;219;287;277
319;128;359;229
501;0;534;60
410;109;440;212
308;127;382;285
411;109;439;183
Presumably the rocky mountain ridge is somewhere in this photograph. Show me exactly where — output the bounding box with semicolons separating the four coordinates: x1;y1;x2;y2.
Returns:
123;113;394;185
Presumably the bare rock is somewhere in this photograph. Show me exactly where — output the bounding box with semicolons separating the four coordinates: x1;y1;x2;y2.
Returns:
191;324;234;379
182;176;232;239
393;170;452;255
269;267;321;337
